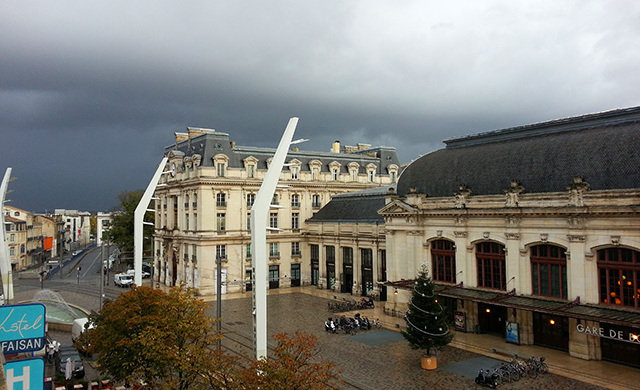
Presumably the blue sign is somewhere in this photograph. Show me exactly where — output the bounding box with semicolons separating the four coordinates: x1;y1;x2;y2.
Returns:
4;358;44;390
0;303;46;353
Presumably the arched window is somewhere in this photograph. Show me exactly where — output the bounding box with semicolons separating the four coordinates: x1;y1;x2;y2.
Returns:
530;244;567;299
598;247;640;309
431;240;456;283
476;242;506;290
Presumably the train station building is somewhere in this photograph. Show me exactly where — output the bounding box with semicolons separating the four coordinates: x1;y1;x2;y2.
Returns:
380;106;640;368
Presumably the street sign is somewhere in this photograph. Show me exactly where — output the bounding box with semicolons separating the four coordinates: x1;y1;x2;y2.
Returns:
4;358;44;390
0;303;46;354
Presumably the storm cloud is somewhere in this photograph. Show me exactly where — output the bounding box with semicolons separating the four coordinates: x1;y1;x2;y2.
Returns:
2;1;639;212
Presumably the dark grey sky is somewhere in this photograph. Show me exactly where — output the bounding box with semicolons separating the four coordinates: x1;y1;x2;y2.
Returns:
2;1;639;212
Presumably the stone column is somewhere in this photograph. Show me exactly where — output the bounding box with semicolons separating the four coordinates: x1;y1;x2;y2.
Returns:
504;232;521;292
569;318;601;360
567;234;587;301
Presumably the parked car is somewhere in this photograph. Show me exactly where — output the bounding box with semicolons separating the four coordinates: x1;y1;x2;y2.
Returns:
114;273;134;287
142;263;152;278
56;346;85;379
126;268;151;279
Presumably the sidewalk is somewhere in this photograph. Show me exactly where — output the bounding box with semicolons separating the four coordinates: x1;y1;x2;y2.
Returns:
211;286;640;390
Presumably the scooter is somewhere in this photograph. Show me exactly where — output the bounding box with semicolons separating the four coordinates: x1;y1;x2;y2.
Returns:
324;318;336;333
475;369;499;388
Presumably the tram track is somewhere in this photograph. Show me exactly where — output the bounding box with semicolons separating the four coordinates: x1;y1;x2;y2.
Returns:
218;323;366;390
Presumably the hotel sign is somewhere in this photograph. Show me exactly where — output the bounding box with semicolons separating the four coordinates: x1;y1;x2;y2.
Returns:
0;303;46;353
576;323;640;344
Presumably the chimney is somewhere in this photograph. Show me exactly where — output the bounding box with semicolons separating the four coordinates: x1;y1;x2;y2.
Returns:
332;140;341;153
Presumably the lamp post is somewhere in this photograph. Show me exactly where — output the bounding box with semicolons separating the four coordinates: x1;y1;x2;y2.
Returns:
251;117;300;360
134;157;169;287
0;167;16;303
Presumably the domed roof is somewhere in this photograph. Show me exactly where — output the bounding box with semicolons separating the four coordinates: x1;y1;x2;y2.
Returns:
397;107;640;198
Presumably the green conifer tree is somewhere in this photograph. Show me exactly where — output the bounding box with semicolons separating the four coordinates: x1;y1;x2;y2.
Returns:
402;265;453;357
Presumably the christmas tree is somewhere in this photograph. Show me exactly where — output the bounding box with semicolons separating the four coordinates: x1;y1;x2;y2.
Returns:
402;264;453;357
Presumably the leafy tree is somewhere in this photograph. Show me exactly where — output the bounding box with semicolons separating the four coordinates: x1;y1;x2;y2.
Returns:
81;285;220;390
81;286;342;390
105;190;154;260
239;331;341;390
402;265;453;357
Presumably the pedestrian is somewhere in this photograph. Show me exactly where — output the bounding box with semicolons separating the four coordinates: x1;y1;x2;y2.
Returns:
65;357;74;380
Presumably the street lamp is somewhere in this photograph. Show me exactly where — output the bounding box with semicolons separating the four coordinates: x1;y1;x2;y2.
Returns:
134;157;169;287
0;167;16;303
251;117;299;360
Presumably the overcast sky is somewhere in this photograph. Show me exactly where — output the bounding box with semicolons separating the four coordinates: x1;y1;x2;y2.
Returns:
2;1;639;213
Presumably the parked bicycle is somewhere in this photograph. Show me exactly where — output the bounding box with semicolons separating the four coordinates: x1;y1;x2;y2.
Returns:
477;355;548;386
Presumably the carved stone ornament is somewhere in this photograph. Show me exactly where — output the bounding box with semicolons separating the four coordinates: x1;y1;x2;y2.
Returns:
454;215;468;226
504;179;525;207
611;235;621;246
454;231;468;238
454;184;472;209
192;154;202;167
568;215;586;228
505;233;520;240
505;215;521;227
567;175;590;207
567;234;586;243
540;233;548;242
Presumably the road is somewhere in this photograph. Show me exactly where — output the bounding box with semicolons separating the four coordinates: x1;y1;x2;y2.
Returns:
17;246;151;310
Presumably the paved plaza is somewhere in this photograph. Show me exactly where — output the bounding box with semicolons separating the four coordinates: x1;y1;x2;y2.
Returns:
12;278;630;389
212;292;607;390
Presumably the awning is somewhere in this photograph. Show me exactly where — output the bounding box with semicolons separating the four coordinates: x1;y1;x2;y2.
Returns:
384;279;640;328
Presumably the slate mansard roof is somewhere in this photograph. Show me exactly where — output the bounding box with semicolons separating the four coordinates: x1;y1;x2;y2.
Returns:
397;106;640;198
308;186;394;223
165;129;399;176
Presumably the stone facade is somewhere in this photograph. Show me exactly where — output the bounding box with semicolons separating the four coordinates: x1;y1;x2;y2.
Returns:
380;107;640;367
153;128;399;295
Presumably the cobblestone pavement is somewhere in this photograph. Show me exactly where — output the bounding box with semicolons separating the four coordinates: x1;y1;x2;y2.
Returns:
13;279;608;390
214;293;607;390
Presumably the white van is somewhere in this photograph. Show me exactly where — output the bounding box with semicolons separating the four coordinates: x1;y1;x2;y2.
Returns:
114;273;134;287
71;318;94;343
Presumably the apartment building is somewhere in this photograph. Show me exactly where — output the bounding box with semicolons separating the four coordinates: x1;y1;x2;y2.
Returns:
3;206;57;268
153;127;399;295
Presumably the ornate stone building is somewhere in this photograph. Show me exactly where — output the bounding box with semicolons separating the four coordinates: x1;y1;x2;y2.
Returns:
153;127;399;296
306;186;391;298
380;106;640;368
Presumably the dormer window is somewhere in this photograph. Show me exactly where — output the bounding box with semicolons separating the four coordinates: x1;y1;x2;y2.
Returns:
288;159;301;180
244;156;259;179
217;163;225;177
329;161;341;181
213;154;229;177
309;160;322;181
348;162;360;182
366;163;377;182
387;164;399;183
